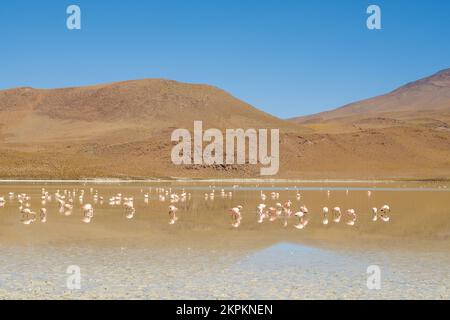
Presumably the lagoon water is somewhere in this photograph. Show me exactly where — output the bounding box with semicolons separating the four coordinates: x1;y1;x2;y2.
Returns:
0;181;449;299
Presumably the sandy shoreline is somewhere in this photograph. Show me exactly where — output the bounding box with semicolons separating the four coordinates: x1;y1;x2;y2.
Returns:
0;178;449;183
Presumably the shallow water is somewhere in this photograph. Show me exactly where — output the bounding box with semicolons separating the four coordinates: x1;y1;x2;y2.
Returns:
0;181;449;299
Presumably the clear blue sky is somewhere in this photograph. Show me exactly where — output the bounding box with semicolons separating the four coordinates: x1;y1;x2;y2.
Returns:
0;0;449;118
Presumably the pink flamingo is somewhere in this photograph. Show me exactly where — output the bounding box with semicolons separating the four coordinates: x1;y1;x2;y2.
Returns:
379;205;391;222
168;205;178;224
40;208;47;223
256;203;267;223
82;203;94;224
229;205;243;228
322;207;329;225
346;209;357;226
294;205;309;229
333;207;342;223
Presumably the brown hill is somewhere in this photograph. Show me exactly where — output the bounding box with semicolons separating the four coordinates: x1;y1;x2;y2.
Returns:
0;71;449;180
0;79;297;142
0;79;300;179
292;68;450;132
284;69;450;180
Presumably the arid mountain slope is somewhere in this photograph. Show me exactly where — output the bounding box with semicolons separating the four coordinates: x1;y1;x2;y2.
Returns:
0;71;449;180
0;79;299;179
284;69;450;180
0;79;297;143
292;69;450;133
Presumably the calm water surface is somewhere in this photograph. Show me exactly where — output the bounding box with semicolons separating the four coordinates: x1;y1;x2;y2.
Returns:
0;181;449;299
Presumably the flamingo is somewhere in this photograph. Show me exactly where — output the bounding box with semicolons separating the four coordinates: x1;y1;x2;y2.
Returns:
40;208;47;223
371;207;378;221
57;198;66;214
168;205;178;224
260;191;267;201
379;205;391;222
21;205;36;225
114;194;122;205
294;205;309;229
256;203;267;223
267;207;277;222
63;202;73;216
322;207;329;225
333;207;342;223
170;193;180;203
283;200;292;216
108;197;116;206
275;203;283;216
82;204;94;223
346;209;357;226
229;205;243;228
124;198;135;219
274;203;288;227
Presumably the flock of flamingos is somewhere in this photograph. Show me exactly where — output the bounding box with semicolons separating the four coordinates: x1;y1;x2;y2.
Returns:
0;187;391;229
229;189;390;229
